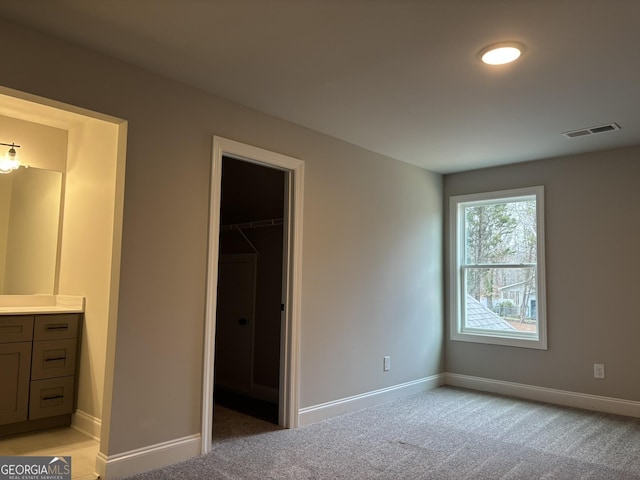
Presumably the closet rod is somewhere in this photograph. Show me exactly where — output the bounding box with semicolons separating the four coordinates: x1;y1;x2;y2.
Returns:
220;217;284;232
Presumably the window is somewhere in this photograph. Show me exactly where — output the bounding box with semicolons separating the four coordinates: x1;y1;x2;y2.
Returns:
450;186;547;349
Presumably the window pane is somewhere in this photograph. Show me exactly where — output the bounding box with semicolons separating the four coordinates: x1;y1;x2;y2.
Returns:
464;267;537;334
464;198;537;265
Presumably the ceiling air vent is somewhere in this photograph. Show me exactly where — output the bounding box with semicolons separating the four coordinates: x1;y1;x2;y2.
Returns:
563;123;621;139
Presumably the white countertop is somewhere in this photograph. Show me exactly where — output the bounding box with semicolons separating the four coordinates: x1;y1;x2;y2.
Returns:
0;295;85;314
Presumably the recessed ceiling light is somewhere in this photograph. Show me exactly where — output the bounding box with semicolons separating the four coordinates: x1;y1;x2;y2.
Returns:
479;41;525;65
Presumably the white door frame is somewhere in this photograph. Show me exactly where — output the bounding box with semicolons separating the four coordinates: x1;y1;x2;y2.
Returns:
201;136;304;453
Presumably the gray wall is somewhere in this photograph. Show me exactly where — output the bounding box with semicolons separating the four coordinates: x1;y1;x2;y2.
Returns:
0;22;443;455
444;146;640;401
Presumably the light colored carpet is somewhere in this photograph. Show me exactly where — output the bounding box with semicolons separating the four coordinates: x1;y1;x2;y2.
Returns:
212;404;281;441
125;387;640;479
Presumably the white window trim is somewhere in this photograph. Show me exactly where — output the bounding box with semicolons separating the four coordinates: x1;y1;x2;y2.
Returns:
449;186;547;350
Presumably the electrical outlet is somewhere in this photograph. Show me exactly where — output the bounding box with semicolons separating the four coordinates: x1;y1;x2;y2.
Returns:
383;356;391;372
594;363;605;379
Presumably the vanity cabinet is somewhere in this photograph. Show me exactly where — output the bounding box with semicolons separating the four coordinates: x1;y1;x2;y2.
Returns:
0;316;34;426
0;313;82;436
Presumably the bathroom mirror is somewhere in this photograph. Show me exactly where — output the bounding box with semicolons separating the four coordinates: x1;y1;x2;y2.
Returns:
0;167;63;294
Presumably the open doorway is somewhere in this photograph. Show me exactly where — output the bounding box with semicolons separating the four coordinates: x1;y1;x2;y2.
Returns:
0;88;126;479
202;136;304;453
214;157;285;426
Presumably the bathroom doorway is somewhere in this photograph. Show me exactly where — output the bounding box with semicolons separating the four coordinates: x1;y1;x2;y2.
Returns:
0;88;126;474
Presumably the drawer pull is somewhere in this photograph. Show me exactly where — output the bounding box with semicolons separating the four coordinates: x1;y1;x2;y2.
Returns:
42;394;64;401
44;356;67;362
46;324;69;331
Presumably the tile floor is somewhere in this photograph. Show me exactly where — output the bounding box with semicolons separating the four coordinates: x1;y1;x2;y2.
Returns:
0;427;99;480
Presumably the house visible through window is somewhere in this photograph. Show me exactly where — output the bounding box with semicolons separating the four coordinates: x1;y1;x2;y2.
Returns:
450;186;547;349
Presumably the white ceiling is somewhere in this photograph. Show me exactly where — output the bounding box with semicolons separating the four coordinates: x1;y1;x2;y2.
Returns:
1;0;639;174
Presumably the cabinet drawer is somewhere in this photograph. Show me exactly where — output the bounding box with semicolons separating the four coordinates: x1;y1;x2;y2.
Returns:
29;376;74;420
31;339;77;380
34;315;79;341
0;316;34;343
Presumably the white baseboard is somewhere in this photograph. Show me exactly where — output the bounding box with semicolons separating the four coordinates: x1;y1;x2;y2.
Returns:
298;374;443;426
444;373;640;418
71;410;102;441
95;434;201;480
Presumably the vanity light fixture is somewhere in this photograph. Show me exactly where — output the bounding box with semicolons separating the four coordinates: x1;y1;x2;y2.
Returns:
479;41;525;65
0;142;22;174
